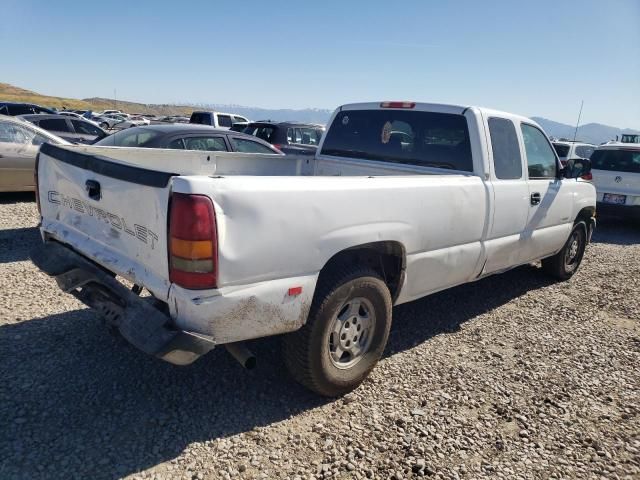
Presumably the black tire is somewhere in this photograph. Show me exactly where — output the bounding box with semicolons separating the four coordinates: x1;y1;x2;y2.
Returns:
541;221;587;280
99;122;109;129
283;267;392;397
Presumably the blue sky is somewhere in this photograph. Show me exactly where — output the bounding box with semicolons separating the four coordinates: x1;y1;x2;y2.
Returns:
2;0;639;128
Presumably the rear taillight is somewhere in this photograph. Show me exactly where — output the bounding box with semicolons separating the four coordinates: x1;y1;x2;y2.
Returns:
169;193;218;289
34;152;41;216
380;101;416;109
581;172;593;181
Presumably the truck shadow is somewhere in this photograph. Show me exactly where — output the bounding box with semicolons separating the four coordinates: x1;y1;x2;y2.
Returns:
387;264;554;354
0;192;35;204
591;217;640;245
0;227;40;263
0;265;556;479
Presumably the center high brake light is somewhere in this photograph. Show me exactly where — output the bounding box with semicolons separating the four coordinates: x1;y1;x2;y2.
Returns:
169;193;218;289
380;101;416;109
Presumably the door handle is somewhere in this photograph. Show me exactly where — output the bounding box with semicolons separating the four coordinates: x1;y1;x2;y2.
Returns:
530;192;541;206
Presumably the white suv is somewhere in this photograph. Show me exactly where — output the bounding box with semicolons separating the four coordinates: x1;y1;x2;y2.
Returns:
591;142;640;218
552;140;596;166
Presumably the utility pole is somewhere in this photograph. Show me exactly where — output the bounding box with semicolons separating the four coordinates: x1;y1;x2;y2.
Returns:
114;88;117;111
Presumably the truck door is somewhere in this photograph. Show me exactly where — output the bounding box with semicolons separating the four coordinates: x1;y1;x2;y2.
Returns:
483;117;530;274
519;123;573;261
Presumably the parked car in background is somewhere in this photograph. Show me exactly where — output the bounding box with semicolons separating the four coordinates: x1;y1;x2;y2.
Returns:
93;114;144;130
552;140;596;166
591;142;640;218
158;115;190;124
189;111;249;130
93;124;283;154
20;114;108;145
0;114;69;192
130;115;151;125
58;111;88;120
242;121;325;156
0;102;56;116
101;109;124;116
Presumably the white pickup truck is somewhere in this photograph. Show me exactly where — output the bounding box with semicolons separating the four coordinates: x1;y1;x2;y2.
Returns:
31;101;596;396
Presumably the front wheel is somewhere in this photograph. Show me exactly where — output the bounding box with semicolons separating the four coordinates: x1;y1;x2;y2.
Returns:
542;221;587;280
283;267;392;397
99;122;109;129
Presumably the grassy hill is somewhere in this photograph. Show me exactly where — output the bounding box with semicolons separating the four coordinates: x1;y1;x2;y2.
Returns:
0;83;192;116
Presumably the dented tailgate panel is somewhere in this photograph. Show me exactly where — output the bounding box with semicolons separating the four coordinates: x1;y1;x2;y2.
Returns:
38;145;173;300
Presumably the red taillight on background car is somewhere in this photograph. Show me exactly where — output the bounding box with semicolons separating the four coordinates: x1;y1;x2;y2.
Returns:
581;172;593;181
380;101;416;109
169;193;218;289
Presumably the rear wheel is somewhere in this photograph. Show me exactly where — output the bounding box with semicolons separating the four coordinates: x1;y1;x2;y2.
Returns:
542;221;587;280
283;267;392;397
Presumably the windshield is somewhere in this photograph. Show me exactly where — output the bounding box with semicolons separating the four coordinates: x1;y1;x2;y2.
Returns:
320;109;473;171
552;143;570;157
94;128;162;147
590;149;640;173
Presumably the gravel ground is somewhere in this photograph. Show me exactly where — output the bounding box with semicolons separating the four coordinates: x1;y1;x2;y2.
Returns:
0;192;638;480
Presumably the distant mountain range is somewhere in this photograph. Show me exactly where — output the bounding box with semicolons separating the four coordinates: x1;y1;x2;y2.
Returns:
186;103;333;124
531;117;639;145
2;83;637;143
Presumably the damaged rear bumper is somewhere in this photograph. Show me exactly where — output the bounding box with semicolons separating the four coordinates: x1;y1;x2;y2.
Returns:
30;241;215;365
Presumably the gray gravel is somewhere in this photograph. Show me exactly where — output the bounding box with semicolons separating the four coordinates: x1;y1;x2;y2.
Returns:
0;192;638;480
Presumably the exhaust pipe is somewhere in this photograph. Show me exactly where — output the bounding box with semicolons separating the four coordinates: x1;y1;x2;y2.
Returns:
225;342;256;370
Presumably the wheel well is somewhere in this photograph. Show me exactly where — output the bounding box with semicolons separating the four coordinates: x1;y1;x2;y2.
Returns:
575;206;595;224
318;241;406;302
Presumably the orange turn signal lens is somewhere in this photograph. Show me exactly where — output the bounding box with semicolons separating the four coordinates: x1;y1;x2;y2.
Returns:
170;238;213;259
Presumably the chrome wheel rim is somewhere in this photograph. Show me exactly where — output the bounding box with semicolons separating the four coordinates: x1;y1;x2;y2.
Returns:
328;297;375;369
565;231;581;268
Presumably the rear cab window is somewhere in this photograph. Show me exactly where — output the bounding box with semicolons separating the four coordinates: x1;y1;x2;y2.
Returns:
189;112;211;125
591;149;640;173
552;143;571;158
320;109;473;171
217;115;232;128
488;117;522;179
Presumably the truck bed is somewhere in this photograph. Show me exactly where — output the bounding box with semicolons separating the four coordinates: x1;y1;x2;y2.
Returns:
37;143;483;308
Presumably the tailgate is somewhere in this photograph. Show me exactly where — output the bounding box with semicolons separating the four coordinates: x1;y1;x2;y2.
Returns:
37;143;176;300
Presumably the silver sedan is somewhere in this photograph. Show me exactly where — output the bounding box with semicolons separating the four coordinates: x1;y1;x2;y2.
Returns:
0;115;69;192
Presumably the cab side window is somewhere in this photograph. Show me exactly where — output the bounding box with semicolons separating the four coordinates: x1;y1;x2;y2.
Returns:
488;117;522;179
39;119;71;133
521;124;557;179
217;115;232;128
